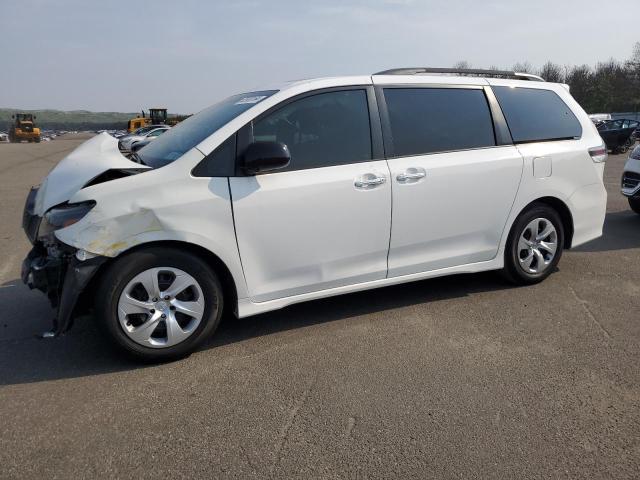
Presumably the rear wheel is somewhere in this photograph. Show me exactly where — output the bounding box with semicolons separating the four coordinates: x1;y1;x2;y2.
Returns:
629;197;640;215
96;247;224;362
502;204;564;285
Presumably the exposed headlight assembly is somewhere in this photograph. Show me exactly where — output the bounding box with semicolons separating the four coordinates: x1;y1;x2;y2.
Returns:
39;201;96;237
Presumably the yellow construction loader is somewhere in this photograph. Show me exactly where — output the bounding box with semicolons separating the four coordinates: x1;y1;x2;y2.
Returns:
9;113;41;143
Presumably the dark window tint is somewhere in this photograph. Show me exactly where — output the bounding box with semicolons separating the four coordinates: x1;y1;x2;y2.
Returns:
192;134;236;177
384;88;496;157
252;90;372;170
493;86;582;143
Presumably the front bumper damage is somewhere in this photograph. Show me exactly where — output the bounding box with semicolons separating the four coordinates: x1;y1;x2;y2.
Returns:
21;188;107;336
21;243;106;335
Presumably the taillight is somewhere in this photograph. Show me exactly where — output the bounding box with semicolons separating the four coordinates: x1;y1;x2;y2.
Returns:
588;145;607;163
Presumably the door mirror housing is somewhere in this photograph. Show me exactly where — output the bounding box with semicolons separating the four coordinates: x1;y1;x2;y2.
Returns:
243;141;290;175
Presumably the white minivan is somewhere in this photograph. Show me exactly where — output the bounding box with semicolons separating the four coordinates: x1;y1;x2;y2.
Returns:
22;68;607;361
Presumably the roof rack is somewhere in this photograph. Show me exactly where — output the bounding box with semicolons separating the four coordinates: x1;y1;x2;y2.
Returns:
374;67;545;82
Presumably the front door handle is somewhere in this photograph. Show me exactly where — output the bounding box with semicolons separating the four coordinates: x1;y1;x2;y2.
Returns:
354;175;386;189
396;169;426;183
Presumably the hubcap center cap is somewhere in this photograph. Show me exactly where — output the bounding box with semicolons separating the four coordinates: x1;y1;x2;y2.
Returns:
156;300;169;311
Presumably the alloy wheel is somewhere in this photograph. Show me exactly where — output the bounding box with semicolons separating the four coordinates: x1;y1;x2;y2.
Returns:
117;267;205;348
517;218;558;274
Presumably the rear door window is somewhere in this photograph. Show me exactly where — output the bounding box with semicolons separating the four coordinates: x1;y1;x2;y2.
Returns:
382;88;496;157
252;89;372;171
492;86;582;143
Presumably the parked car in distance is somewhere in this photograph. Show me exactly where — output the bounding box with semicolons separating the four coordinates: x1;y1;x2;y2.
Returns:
111;130;129;138
130;128;168;153
0;131;8;143
621;145;640;214
114;125;166;142
589;113;612;123
597;119;639;153
21;68;607;361
118;126;170;152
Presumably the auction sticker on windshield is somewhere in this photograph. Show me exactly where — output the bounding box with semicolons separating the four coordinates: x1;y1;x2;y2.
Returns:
235;95;268;105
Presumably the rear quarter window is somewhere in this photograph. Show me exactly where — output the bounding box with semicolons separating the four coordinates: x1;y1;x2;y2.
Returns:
493;86;582;143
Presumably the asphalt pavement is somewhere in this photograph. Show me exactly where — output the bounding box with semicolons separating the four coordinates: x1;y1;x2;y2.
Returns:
0;135;638;479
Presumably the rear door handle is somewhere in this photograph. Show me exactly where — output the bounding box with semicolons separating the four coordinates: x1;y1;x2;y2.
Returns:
396;168;426;182
354;175;386;189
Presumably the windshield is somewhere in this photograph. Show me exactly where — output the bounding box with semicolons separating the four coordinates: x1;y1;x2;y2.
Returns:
138;90;277;168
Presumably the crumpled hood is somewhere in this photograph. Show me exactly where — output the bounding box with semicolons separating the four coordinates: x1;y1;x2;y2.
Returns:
34;133;148;215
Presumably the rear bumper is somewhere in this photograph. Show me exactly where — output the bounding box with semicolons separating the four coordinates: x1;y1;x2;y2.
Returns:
568;182;607;248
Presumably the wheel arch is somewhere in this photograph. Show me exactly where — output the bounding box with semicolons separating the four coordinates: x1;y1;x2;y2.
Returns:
512;196;574;249
75;240;239;322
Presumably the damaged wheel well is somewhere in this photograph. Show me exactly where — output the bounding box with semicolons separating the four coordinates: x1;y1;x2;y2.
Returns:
75;241;238;323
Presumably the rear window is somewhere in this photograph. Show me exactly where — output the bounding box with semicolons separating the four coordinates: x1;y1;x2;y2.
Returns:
383;88;496;157
493;86;582;143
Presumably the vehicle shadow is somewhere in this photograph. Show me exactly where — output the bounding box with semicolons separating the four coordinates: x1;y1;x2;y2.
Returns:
208;271;514;351
572;210;640;253
0;271;513;386
0;279;145;386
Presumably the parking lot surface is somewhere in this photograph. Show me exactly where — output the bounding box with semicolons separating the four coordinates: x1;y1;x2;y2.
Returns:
0;136;639;479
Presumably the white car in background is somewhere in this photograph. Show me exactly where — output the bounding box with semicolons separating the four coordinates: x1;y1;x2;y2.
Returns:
589;113;612;123
21;68;607;361
118;126;170;152
621;145;640;214
0;132;8;142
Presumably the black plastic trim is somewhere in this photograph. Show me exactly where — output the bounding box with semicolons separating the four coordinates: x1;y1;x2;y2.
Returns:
56;255;107;334
191;133;237;177
484;86;513;146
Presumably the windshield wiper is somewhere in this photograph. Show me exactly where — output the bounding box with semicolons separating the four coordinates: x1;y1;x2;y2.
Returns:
129;152;146;166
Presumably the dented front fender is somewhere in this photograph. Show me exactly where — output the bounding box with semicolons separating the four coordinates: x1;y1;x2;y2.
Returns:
54;161;249;299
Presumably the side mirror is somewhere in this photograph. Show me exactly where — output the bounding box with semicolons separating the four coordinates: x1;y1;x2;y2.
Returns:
243;141;290;175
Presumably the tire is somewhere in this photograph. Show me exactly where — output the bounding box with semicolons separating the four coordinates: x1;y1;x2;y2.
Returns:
629;197;640;215
95;247;224;362
502;203;564;285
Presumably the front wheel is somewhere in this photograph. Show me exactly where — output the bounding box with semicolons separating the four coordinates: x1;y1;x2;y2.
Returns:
502;204;564;285
629;197;640;215
96;247;224;362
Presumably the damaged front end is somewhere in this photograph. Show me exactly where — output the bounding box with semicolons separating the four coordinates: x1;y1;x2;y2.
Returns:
21;186;107;336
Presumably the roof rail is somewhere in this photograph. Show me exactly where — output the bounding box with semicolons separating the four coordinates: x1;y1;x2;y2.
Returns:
374;67;545;82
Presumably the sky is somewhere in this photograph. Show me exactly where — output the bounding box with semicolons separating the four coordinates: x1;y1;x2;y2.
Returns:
1;0;637;113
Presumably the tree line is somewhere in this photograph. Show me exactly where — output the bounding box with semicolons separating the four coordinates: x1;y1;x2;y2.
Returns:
455;42;640;114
